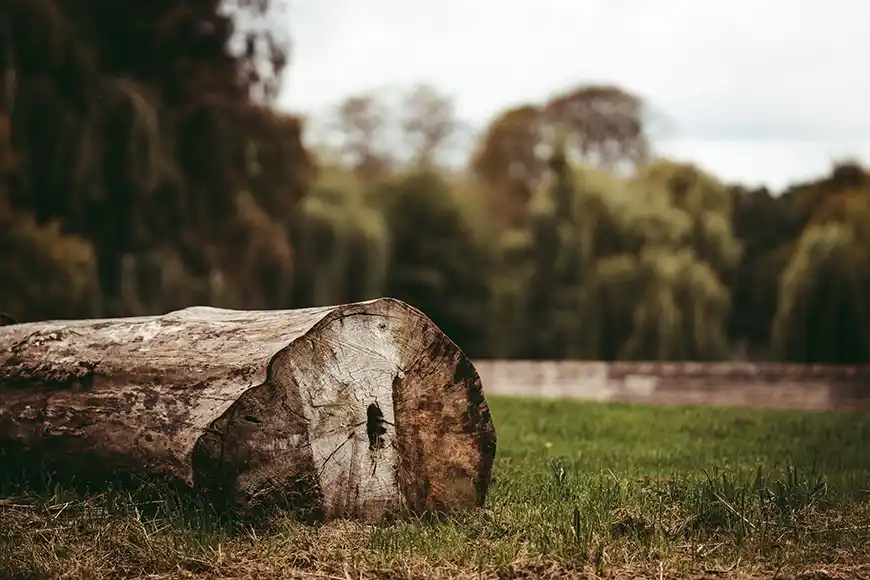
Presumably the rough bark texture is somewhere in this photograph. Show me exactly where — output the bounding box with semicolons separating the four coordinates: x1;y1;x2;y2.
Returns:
0;298;497;522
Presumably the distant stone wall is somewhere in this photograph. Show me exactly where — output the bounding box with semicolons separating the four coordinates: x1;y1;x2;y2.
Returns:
474;360;870;412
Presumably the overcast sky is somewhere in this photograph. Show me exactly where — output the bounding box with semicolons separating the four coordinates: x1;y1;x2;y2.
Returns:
278;0;870;191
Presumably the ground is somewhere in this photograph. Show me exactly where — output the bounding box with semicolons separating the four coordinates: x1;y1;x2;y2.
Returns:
1;397;869;579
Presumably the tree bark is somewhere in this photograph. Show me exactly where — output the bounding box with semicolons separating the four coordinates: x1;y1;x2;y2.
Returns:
0;298;497;522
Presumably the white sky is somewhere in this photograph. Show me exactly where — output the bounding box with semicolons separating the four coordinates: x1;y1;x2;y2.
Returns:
278;0;870;191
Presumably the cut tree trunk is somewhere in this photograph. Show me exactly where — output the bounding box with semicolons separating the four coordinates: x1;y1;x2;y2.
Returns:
0;298;497;522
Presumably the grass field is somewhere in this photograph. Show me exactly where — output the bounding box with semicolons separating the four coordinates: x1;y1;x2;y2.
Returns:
2;397;869;579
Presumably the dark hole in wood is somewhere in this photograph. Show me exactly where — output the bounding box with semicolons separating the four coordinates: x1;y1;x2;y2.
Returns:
243;416;262;424
366;403;387;451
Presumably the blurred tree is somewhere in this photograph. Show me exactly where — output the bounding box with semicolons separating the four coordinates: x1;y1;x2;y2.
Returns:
0;209;99;322
590;248;731;361
399;83;466;170
489;226;535;358
1;0;311;319
612;161;736;360
469;104;544;227
505;148;735;361
521;131;591;358
727;185;799;355
377;170;496;358
328;92;393;182
471;84;651;230
221;0;292;103
320;84;466;179
290;165;389;307
772;170;870;363
541;84;650;173
634;160;742;278
781;160;867;233
0;109;98;321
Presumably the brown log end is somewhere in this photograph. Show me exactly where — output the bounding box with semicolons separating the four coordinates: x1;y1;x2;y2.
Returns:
190;298;497;522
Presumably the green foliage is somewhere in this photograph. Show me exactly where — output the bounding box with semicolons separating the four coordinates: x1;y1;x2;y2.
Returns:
284;142;866;363
503;146;737;361
489;227;535;358
728;186;799;351
634;160;742;275
773;222;870;363
291;166;389;307
520;137;591;358
614;248;730;360
3;0;310;318
377;170;496;358
3;1;868;363
771;171;870;363
0;209;98;321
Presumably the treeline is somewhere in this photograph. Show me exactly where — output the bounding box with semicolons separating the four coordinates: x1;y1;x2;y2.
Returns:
2;2;868;364
1;0;310;319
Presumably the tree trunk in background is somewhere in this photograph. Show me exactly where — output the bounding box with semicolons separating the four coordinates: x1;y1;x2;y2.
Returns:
0;298;497;522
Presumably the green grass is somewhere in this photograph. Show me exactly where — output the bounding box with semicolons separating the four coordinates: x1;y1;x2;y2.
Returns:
2;397;869;579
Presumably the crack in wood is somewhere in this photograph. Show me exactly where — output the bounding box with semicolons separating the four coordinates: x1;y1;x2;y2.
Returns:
317;432;354;478
366;403;387;451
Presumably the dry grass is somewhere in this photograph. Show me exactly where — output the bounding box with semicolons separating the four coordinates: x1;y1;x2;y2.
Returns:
2;397;869;579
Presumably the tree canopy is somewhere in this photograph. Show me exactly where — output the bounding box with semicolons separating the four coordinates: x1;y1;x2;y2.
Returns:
3;5;868;364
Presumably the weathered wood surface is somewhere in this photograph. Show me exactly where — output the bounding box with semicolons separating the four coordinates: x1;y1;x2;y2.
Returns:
0;298;497;522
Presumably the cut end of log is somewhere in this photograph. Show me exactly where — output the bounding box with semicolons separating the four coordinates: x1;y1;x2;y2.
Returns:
178;298;496;522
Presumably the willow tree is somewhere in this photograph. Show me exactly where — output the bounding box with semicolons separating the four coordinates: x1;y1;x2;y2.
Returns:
521;132;598;359
634;160;742;278
728;185;799;353
0;109;99;322
376;170;496;358
4;0;312;321
505;150;738;360
516;132;652;359
0;211;99;323
772;186;870;363
291;167;389;308
591;249;731;361
489;227;535;358
573;181;693;360
575;173;734;361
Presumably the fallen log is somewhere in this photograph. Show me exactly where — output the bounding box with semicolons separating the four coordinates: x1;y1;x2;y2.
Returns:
0;298;497;522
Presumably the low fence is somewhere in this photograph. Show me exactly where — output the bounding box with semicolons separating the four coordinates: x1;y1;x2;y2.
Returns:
474;360;870;412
